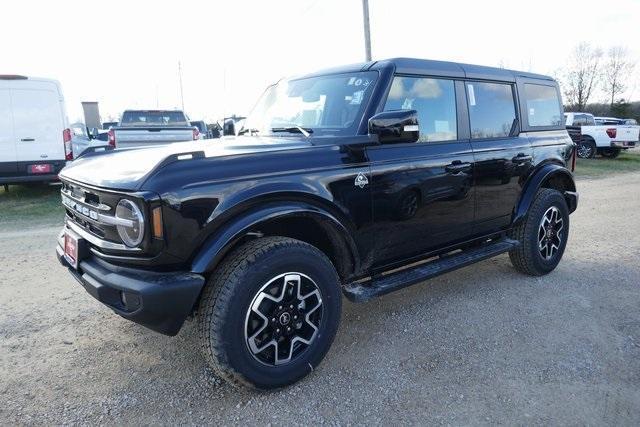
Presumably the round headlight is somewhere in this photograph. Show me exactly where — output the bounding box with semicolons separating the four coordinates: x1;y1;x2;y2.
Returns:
115;199;145;247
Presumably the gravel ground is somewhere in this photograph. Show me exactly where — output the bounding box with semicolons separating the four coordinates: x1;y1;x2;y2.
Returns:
1;172;639;425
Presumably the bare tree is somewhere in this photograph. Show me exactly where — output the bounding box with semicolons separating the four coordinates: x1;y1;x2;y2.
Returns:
602;46;634;107
562;43;602;110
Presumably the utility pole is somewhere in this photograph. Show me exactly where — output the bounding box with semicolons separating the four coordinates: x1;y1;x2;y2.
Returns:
178;61;185;111
362;0;372;61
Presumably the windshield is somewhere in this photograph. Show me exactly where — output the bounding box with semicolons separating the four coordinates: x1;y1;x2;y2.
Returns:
241;71;378;136
121;111;189;127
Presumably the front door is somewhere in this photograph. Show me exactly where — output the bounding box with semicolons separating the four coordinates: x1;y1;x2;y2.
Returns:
465;80;532;234
367;75;475;269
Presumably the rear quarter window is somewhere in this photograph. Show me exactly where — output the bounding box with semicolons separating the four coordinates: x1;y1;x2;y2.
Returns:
523;84;562;127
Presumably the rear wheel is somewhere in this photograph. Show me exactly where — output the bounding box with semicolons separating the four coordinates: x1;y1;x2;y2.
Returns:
600;148;621;158
509;188;570;276
577;138;596;159
197;236;342;390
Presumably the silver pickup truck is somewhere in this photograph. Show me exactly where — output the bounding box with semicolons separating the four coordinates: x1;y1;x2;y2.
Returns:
108;110;198;149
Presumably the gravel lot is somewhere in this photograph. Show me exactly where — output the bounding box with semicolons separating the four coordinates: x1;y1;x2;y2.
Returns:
1;172;639;425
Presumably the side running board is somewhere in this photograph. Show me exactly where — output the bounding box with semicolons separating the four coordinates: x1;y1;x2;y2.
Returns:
343;238;520;303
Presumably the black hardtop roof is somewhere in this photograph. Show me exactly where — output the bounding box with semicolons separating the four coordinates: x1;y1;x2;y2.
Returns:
297;57;555;83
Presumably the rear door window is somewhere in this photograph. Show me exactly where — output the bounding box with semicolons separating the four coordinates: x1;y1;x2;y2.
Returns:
467;82;517;139
523;84;563;127
384;76;457;142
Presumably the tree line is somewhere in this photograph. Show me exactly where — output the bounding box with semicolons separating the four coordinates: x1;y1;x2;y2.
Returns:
558;43;637;119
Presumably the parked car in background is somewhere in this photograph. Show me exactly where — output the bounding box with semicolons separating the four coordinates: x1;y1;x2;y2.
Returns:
57;58;578;389
621;118;638;125
208;123;222;138
107;110;199;149
565;112;639;158
222;116;246;136
0;75;72;187
69;123;109;159
190;120;208;139
102;121;119;130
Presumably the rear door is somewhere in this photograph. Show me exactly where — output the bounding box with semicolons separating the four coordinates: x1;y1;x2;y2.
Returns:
0;88;18;177
466;80;533;234
12;85;65;162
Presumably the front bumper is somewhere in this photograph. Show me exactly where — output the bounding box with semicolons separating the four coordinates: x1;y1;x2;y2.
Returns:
0;173;59;185
56;230;205;336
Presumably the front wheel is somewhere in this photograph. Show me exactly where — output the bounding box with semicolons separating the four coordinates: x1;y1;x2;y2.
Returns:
509;188;570;276
197;237;342;390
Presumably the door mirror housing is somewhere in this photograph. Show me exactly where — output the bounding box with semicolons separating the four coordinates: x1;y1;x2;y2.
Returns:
368;110;419;144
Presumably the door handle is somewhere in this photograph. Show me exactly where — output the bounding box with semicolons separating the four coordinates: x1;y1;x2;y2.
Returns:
20;138;35;142
445;161;471;173
512;153;532;163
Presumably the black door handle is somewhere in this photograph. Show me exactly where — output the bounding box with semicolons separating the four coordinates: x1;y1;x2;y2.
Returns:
20;138;35;142
512;154;532;163
445;161;471;173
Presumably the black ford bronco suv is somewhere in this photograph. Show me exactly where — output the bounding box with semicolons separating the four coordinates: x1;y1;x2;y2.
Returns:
56;58;578;389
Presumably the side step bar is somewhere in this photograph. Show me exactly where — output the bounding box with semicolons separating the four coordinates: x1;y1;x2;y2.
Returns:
343;238;520;303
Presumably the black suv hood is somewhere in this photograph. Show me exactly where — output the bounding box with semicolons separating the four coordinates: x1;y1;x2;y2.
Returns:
59;137;312;191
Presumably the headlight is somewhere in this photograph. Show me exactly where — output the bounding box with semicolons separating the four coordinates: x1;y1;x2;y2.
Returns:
115;199;145;247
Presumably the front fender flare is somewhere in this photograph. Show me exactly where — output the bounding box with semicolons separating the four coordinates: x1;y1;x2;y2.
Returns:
190;201;360;276
513;164;576;226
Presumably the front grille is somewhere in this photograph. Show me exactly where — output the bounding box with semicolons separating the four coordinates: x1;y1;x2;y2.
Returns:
60;181;123;244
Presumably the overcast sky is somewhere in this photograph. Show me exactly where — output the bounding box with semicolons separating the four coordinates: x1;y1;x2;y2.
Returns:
3;0;639;123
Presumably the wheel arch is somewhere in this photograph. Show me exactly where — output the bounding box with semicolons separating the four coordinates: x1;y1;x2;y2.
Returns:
513;163;577;226
190;200;360;281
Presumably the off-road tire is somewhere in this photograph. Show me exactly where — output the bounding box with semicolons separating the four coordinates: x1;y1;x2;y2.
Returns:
197;236;342;390
509;188;569;276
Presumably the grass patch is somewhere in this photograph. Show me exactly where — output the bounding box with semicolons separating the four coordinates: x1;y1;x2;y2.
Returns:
0;183;64;226
574;150;640;178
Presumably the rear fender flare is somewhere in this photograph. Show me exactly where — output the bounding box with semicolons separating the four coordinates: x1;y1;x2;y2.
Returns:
513;164;576;226
190;201;359;276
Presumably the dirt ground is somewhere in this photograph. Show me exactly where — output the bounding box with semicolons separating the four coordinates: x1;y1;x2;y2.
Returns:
1;172;639;425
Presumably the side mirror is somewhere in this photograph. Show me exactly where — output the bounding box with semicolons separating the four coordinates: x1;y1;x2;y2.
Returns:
89;127;99;139
368;110;419;144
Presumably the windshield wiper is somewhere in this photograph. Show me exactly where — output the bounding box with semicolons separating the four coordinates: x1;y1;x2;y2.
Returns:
271;125;313;137
238;127;260;136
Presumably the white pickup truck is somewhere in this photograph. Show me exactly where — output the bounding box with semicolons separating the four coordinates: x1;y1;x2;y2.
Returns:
564;112;639;158
107;110;199;149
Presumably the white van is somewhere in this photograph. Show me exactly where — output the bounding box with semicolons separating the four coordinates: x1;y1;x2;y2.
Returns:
1;75;72;186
